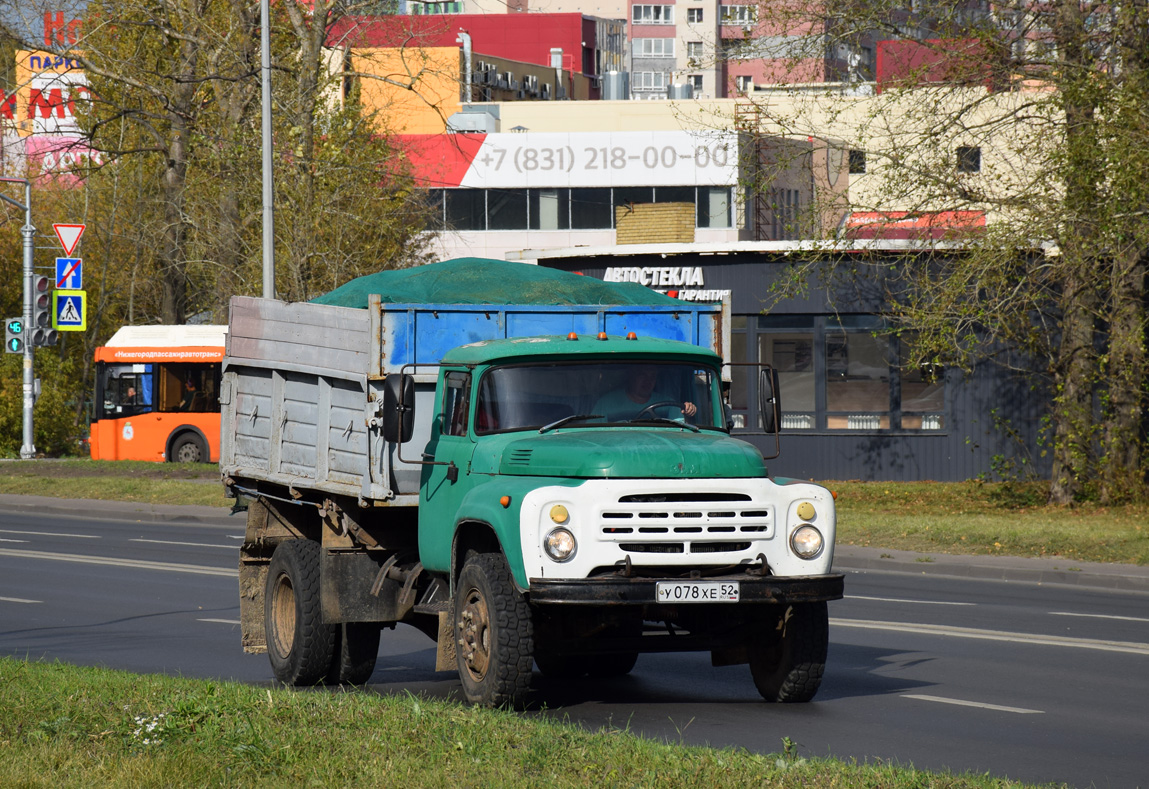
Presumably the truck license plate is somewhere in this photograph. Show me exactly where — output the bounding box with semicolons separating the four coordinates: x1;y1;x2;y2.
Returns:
656;581;740;603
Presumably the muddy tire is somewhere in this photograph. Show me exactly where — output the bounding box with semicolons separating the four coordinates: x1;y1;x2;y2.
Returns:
171;433;207;463
265;540;335;685
749;602;828;703
454;552;534;708
326;623;381;685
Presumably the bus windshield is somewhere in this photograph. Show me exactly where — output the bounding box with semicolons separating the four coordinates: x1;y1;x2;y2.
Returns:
474;361;723;434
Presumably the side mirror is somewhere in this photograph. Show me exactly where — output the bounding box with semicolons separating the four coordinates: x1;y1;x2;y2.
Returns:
758;367;780;435
382;374;415;444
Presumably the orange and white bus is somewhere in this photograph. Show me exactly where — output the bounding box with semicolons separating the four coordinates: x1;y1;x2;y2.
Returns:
90;324;227;463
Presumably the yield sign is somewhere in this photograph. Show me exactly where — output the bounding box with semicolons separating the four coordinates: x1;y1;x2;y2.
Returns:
53;223;86;256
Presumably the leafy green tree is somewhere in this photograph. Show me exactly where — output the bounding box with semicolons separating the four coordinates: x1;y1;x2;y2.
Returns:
746;0;1149;503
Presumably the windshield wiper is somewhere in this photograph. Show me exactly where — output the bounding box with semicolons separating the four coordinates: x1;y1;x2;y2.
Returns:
539;414;603;433
630;416;701;432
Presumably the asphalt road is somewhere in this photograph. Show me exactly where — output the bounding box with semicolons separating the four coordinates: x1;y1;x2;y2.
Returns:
2;500;1147;788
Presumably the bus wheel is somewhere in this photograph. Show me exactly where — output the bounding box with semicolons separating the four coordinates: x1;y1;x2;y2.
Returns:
171;433;207;463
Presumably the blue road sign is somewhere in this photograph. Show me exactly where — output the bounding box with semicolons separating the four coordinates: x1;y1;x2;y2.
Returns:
53;289;86;331
56;257;82;289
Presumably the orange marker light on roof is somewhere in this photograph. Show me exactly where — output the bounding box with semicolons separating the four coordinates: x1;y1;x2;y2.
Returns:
597;332;608;340
500;495;511;508
626;332;638;340
567;332;578;341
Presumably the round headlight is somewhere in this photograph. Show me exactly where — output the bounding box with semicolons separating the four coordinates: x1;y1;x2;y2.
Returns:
790;525;824;559
544;528;577;562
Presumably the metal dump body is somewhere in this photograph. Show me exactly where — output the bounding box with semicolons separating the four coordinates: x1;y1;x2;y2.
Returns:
220;294;727;504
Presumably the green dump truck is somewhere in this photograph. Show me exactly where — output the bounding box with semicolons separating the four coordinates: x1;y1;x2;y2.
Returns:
222;260;843;707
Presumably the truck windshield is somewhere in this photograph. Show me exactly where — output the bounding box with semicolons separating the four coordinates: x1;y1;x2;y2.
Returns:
475;361;722;434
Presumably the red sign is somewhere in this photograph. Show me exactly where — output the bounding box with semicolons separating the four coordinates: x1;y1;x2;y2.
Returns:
53;223;85;255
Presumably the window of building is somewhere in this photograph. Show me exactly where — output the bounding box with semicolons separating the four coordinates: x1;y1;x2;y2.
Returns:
529;189;570;230
634;38;675;57
632;4;674;24
570;187;613;229
687;8;704;23
687;41;705;63
957;145;981;173
424;189;446;228
727;315;945;432
688;74;704;93
734;75;753;94
825;317;890;429
697;187;732;228
487;189;528;230
848;149;866;174
633;71;670;90
445;189;485;231
720;4;756;25
410;1;462;13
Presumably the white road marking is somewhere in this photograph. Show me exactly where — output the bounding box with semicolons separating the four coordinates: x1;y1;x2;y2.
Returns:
1049;611;1149;624
198;618;241;625
0;529;99;539
902;694;1044;714
0;538;29;543
849;595;975;606
831;618;1149;655
0;548;236;577
131;539;236;550
0;596;42;604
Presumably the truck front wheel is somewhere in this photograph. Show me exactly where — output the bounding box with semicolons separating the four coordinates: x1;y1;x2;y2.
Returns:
749;602;828;703
265;540;335;686
454;552;534;708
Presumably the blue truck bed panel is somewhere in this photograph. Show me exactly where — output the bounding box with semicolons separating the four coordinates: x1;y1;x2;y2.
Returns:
379;301;725;373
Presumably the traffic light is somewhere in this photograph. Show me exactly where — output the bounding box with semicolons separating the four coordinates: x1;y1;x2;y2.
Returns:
31;275;57;347
4;317;24;354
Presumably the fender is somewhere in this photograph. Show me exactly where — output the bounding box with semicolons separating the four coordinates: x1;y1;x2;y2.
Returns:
450;476;582;590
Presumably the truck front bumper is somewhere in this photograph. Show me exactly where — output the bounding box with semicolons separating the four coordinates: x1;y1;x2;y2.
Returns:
527;572;844;605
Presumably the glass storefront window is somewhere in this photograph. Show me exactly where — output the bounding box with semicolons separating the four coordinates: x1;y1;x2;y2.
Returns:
759;332;815;430
445;190;485;231
900;338;945;429
825;329;890;429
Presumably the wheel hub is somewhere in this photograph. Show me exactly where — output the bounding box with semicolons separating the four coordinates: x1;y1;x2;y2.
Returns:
458;588;491;680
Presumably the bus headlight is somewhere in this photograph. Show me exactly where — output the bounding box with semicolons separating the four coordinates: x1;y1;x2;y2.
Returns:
790;525;824;559
544;528;577;562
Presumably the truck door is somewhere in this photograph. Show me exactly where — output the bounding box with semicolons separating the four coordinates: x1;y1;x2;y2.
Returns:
419;370;477;569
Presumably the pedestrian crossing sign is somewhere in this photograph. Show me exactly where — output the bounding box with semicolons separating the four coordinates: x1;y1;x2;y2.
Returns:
53;289;87;331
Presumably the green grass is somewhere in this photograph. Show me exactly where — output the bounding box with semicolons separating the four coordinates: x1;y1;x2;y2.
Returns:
830;480;1149;566
2;462;1148;565
0;657;1056;788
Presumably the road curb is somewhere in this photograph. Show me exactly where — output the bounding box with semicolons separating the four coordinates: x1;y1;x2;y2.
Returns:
833;545;1149;594
0;494;241;528
5;494;1149;594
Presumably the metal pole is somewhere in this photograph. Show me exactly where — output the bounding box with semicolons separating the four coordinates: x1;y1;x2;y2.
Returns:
1;177;36;459
260;0;275;299
20;182;35;458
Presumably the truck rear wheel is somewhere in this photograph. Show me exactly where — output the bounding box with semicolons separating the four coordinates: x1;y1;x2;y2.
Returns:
265;540;335;685
749;602;828;703
586;651;639;678
454;552;534;708
326;623;381;685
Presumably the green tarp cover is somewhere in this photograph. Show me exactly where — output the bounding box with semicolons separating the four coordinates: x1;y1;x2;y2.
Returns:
310;258;681;308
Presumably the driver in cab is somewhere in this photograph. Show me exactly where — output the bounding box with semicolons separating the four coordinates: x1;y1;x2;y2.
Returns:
593;364;697;422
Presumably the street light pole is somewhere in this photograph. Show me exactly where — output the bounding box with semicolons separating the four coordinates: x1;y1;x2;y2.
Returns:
0;177;37;458
261;0;275;300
